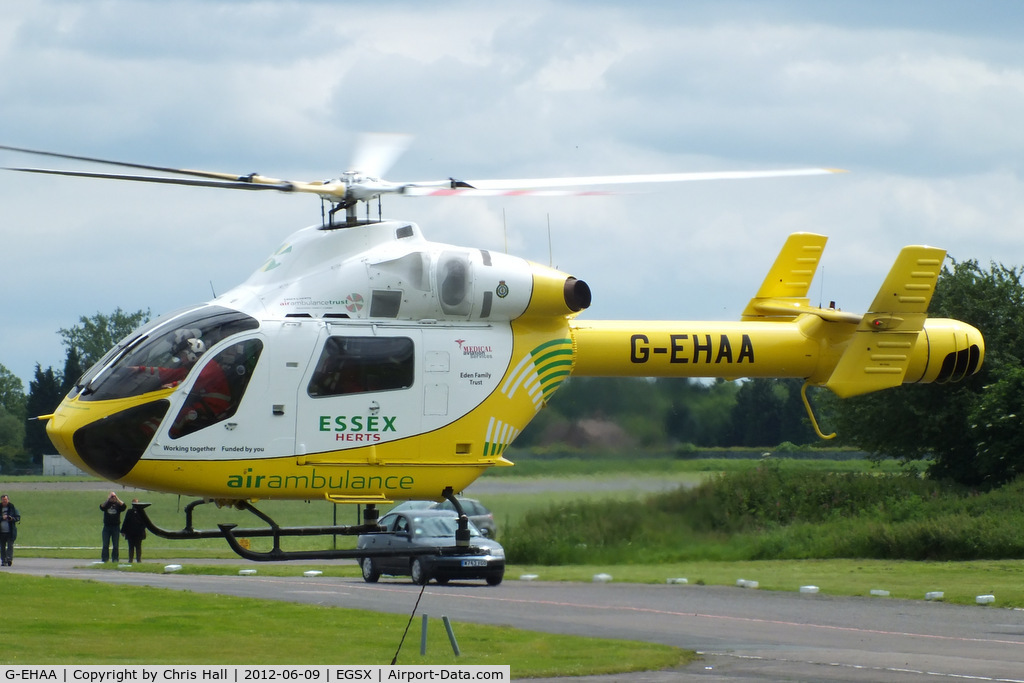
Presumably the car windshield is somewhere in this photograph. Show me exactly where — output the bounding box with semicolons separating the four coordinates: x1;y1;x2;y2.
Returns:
411;515;481;538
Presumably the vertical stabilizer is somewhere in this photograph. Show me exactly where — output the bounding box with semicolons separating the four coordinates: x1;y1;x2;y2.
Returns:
741;233;828;320
824;246;946;397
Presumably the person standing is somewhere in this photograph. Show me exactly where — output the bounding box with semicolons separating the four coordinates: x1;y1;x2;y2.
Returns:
0;494;20;566
120;499;147;563
100;492;127;562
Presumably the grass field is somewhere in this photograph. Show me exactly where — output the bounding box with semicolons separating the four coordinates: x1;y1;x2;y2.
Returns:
6;479;676;557
3;458;1023;675
1;477;696;675
6;458;1024;608
91;556;1024;608
1;573;691;675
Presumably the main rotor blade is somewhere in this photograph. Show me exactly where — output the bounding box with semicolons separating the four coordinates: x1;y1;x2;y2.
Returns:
3;166;297;192
0;144;352;200
457;167;844;191
2;166;360;205
350;133;412;178
2;143;842;207
402;187;616;197
0;144;257;183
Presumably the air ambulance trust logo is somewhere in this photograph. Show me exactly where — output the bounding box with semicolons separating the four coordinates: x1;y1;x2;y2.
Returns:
345;293;364;312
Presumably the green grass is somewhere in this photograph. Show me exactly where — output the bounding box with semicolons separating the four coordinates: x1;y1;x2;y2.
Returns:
8;457;1014;676
7;458;1024;612
2;457;898;554
504;464;1024;565
511;559;1024;607
489;453;906;477
0;574;692;675
8;489;368;556
4;480;686;557
91;558;1024;608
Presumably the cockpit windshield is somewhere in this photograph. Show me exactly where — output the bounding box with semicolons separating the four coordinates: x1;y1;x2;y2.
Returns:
76;306;259;402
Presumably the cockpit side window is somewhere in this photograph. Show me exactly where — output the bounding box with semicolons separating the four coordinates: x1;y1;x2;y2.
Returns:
80;306;259;402
307;336;414;397
169;339;263;439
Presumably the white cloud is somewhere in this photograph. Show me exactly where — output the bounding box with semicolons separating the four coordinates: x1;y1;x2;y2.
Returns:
2;0;1024;385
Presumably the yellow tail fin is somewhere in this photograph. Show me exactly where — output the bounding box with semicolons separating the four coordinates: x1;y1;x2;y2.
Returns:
824;245;946;397
742;233;828;320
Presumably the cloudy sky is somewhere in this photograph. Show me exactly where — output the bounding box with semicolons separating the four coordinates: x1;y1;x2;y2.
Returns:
2;1;1023;387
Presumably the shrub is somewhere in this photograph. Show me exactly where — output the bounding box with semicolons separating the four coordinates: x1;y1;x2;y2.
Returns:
503;463;1024;564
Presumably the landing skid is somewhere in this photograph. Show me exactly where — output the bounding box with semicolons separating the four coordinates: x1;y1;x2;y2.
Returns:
132;487;477;562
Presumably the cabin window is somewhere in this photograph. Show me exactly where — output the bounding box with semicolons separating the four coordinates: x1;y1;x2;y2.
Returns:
168;339;264;439
307;336;414;397
77;306;259;402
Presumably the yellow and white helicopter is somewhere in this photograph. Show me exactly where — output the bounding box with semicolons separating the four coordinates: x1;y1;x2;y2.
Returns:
2;140;984;560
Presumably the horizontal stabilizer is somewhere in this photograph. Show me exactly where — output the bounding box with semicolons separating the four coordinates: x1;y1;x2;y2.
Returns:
825;245;946;397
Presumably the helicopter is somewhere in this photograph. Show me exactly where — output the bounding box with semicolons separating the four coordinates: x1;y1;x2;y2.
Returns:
2;139;984;561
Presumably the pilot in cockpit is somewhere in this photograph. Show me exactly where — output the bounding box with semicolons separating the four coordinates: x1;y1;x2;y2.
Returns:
136;329;232;429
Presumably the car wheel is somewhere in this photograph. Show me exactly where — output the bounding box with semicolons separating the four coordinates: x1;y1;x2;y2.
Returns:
361;557;380;583
410;558;430;585
486;570;504;586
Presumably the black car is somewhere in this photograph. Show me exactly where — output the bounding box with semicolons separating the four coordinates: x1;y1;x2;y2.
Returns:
356;509;505;586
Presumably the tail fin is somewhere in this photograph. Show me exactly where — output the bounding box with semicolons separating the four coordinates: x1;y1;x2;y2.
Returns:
741;232;827;320
742;232;864;324
824;245;946;398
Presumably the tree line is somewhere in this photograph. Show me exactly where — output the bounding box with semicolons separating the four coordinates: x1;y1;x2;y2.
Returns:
1;258;1021;489
515;375;819;450
0;308;149;473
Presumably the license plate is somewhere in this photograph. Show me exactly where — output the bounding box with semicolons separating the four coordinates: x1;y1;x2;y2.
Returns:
460;559;487;567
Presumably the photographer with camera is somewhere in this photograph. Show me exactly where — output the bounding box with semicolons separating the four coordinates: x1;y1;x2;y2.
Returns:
100;492;127;562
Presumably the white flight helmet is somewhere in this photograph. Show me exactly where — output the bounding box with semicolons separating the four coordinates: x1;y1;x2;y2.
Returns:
183;337;206;363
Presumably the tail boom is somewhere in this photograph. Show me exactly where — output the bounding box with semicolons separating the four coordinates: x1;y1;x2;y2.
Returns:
569;315;983;395
561;232;983;443
570;318;824;381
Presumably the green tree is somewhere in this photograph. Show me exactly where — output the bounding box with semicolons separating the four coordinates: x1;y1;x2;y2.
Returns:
967;364;1024;484
547;377;672;444
25;364;63;464
725;378;816;447
58;307;150;367
662;379;737;446
0;364;26;420
0;407;28;473
60;346;85;394
0;364;28;473
828;259;1024;488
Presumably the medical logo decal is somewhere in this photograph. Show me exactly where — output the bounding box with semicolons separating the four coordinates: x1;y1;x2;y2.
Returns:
455;338;493;359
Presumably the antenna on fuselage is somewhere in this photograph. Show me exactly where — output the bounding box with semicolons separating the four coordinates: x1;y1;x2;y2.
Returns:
547;214;553;267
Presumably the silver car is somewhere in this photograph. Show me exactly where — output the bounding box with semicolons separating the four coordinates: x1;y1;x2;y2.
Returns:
357;509;505;586
389;497;498;538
